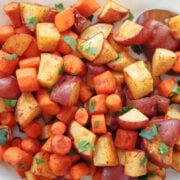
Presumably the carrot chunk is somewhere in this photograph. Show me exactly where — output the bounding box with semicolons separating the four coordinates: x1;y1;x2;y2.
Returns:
19;57;40;69
75;108;89;125
50;121;67;135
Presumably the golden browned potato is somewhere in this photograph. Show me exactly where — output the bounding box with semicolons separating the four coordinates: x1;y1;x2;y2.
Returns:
77;33;104;61
15;93;41;127
152;48;177;76
20;2;50;30
93;40;118;64
36;23;60;52
80;23;113;39
93;134;119;166
117;148;126;166
30;151;56;179
175;135;180;151
25;171;39;180
165;106;180;119
37;53;63;88
111;71;125;86
124;150;147;177
172;151;180;172
123;61;153;99
168;15;180;40
41;124;52;140
69;121;96;160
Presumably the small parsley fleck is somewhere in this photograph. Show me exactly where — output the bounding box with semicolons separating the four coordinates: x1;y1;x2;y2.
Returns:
115;52;121;60
159;142;169;154
62;35;77;50
0;130;7;146
59;64;65;75
94;121;99;128
87;86;95;91
78;141;95;152
19;163;24;169
89;99;96;113
4;99;17;107
67;150;77;156
27;17;37;27
112;104;134;115
140;154;148;166
47;84;55;93
55;3;65;12
4;54;18;60
35;157;45;164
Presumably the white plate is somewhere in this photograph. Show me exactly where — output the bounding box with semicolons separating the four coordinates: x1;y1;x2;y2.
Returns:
0;0;179;179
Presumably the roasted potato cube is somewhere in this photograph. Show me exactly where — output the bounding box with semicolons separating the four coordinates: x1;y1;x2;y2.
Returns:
168;15;180;40
93;134;119;166
172;151;180;172
93;40;118;64
25;171;38;180
152;48;177;76
20;2;50;30
15;93;41;127
30;151;56;179
125;150;147;177
123;61;153;99
41;124;52;139
37;53;63;88
117;148;126;166
111;71;125;86
36;23;60;52
165;106;180;119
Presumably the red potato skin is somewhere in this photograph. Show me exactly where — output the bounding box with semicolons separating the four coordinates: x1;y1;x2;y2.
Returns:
45;8;58;23
114;86;126;106
86;62;108;74
0;76;20;99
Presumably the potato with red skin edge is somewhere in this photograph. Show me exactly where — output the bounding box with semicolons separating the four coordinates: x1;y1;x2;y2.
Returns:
45;8;58;23
0;76;20;99
101;166;132;180
157;119;180;146
143;20;179;53
51;75;81;106
136;9;177;25
113;20;151;46
118;108;149;130
51;135;72;155
114;85;126;106
105;113;119;132
86;62;107;74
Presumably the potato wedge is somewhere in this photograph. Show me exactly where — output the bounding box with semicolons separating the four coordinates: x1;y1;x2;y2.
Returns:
30;151;56;179
123;61;153;99
165;106;180;119
77;33;104;61
152;48;177;76
117;149;126;166
41;124;52;140
172;151;180;172
93;40;118;64
93;134;119;166
36;23;60;52
111;71;125;85
124;150;147;177
37;53;63;88
20;2;50;31
80;23;113;39
15;93;41;127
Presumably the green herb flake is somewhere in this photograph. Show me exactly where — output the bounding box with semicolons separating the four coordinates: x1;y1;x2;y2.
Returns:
35;157;45;164
0;130;7;146
78;103;84;109
19;163;24;169
88;15;94;21
90;143;95;151
4;54;18;60
4;99;17;107
87;86;95;91
131;45;142;55
89;99;96;113
55;3;65;12
82;42;97;55
94;121;99;128
27;17;38;27
71;72;79;76
59;64;65;75
62;35;77;50
115;52;121;60
128;12;134;20
67;150;77;156
112;104;134;115
47;84;55;93
78;141;90;152
139;125;158;141
171;85;180;95
159;142;169;154
144;64;150;71
138;173;156;180
140;154;148;166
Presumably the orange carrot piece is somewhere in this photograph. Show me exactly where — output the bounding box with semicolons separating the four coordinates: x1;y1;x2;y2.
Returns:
57;30;78;54
75;108;89;125
37;89;61;115
71;154;80;164
50;121;67;135
51;135;72;155
93;70;116;94
21;137;40;155
63;54;86;76
70;162;90;179
93;169;102;180
15;25;32;35
49;154;72;176
105;94;122;112
22;121;42;138
172;52;180;73
157;78;176;97
19;57;40;69
56;106;77;125
114;129;138;150
89;164;96;176
79;81;93;102
16;68;40;92
3;147;33;171
0;144;9;160
41;136;53;153
91;114;107;134
3;2;22;27
55;8;75;32
0;50;19;76
88;94;107;115
86;73;96;88
0;25;15;45
23;37;40;58
11;138;22;148
0;112;16;127
73;0;100;18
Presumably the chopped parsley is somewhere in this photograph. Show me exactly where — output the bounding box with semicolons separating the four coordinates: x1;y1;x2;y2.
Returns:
138;173;156;180
4;54;18;60
115;52;121;60
47;84;55;93
170;85;180;97
71;72;79;76
89;99;96;113
55;3;65;12
0;130;7;146
131;44;142;54
67;150;77;156
94;121;99;128
81;42;97;55
35;157;45;164
19;163;24;169
62;35;77;50
27;17;37;27
159;142;169;154
87;86;95;91
140;154;148;166
4;99;17;107
78;140;95;152
139;125;158;141
127;11;134;20
112;104;134;115
59;64;65;75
